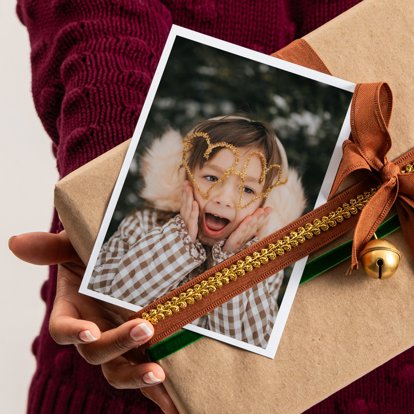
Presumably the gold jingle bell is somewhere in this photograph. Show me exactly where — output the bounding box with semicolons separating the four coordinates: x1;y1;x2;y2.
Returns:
359;239;401;279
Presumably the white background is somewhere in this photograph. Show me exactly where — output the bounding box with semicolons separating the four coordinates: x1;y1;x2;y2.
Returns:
0;1;58;412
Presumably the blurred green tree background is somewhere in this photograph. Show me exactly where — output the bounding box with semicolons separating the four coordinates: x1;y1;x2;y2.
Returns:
107;36;352;239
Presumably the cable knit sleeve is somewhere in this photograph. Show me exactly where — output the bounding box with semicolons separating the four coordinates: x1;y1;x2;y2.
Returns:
16;0;172;177
289;0;362;38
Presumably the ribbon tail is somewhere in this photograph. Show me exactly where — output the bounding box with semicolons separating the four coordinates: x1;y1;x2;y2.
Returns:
329;140;372;199
350;181;399;271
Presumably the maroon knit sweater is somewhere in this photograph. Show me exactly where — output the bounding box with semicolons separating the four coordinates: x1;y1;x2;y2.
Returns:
17;1;414;413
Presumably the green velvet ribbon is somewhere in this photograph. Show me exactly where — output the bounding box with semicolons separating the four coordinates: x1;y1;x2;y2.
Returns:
147;214;400;362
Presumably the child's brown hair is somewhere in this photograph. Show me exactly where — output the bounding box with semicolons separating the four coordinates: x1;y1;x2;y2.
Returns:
185;116;283;192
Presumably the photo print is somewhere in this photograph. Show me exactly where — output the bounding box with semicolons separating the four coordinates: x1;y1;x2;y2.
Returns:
80;26;355;358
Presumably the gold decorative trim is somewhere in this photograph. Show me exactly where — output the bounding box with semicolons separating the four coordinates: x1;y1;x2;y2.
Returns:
401;163;413;174
142;162;414;326
142;188;379;325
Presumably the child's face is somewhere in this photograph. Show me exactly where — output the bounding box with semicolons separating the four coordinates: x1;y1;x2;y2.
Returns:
192;146;265;246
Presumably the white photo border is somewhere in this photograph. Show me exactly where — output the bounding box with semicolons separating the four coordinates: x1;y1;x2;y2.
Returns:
80;25;355;359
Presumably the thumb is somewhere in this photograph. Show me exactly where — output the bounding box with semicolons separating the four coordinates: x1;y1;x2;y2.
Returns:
8;231;80;265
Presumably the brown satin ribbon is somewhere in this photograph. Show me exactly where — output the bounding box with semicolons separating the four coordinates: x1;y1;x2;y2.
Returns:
139;179;373;346
273;39;331;73
276;39;414;270
330;83;414;270
134;39;414;345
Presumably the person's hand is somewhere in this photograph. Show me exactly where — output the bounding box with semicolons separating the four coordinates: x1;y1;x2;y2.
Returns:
8;231;178;414
223;207;272;253
180;180;199;242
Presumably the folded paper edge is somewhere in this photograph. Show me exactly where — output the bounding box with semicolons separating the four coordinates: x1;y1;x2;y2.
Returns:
54;139;131;263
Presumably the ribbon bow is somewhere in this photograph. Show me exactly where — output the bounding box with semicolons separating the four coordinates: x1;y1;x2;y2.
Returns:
329;83;414;271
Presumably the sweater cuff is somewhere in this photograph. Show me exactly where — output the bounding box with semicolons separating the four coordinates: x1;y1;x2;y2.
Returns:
211;236;260;264
173;214;206;263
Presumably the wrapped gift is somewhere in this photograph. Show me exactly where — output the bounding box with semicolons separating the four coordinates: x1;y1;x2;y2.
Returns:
55;0;414;411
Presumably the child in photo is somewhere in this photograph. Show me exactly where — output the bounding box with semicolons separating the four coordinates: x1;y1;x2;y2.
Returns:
89;115;306;348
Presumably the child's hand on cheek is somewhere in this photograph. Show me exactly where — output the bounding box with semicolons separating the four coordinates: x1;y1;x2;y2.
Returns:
180;180;199;243
223;207;272;253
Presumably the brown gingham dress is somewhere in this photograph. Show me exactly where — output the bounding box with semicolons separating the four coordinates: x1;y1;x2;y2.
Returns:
90;208;283;348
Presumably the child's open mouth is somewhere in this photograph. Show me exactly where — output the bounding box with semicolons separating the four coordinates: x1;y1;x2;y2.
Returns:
203;213;230;236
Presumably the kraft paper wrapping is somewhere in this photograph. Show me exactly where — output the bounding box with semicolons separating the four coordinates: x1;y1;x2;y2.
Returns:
55;140;130;265
54;0;414;412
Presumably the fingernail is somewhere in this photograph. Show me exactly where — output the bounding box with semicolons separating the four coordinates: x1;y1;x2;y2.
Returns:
130;322;153;343
143;371;163;385
79;330;98;343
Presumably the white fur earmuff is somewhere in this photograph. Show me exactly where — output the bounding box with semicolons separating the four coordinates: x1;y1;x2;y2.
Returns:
139;129;307;239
